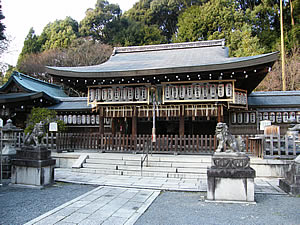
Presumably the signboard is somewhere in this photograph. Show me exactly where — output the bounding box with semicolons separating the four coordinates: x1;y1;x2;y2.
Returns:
260;120;271;131
49;122;58;132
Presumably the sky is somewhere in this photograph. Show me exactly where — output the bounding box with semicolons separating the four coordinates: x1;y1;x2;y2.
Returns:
1;0;138;67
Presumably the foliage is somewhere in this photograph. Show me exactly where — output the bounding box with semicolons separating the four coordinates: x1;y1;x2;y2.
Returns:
79;0;121;42
18;39;112;77
256;47;300;91
0;2;5;41
24;107;66;134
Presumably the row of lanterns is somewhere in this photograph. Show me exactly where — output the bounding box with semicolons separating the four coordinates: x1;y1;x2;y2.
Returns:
232;112;300;124
58;114;100;125
89;87;148;103
164;83;233;100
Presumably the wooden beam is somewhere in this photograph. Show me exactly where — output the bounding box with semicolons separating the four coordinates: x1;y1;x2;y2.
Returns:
99;107;104;134
179;105;185;137
132;106;137;136
217;105;223;123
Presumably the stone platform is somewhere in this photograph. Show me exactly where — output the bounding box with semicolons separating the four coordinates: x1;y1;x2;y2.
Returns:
11;146;56;188
207;153;256;203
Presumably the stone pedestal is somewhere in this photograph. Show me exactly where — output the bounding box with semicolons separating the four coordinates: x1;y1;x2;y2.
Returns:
11;146;56;188
206;153;256;203
279;156;300;195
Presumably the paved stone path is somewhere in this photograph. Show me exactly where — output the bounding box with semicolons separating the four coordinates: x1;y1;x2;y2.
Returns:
25;186;160;225
25;168;286;225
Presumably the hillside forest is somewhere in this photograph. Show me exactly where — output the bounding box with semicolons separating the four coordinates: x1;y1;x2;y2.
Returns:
6;0;300;91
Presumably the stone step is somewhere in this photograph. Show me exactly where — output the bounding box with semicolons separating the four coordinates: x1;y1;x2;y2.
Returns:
75;167;207;179
85;158;210;168
87;154;212;164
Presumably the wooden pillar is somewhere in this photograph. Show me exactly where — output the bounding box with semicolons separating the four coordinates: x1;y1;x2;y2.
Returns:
112;118;116;135
217;105;223;123
132;106;137;136
99;107;104;134
179;105;185;137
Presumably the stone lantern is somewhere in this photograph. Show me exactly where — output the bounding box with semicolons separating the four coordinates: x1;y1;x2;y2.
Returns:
1;119;22;179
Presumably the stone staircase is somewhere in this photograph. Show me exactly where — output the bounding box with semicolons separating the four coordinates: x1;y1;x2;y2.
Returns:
72;153;212;179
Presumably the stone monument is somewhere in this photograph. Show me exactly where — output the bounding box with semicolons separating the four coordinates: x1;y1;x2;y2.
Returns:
279;124;300;195
11;122;56;188
206;122;256;203
1;119;22;179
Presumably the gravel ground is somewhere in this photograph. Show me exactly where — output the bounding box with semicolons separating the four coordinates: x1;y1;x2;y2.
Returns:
135;191;300;225
0;180;96;225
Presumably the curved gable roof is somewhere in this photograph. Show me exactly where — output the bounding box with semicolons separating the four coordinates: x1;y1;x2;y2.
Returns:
0;71;68;98
46;39;278;78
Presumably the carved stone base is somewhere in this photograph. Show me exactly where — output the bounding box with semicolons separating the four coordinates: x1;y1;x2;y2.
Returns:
279;156;300;195
11;146;55;188
206;153;256;203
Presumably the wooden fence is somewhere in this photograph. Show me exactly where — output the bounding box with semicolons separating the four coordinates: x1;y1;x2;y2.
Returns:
10;132;300;159
263;134;300;159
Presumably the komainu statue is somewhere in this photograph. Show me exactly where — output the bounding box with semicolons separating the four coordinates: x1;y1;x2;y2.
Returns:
24;122;45;146
215;122;245;153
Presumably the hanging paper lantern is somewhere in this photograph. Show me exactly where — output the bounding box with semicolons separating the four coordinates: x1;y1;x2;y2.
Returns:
237;113;243;124
135;87;140;100
96;115;100;125
217;84;224;97
107;88;113;101
276;112;282;123
91;115;96;125
297;112;300;123
72;115;77;124
63;115;68;124
59;115;63;121
114;88;120;100
179;85;185;99
77;115;81;125
225;83;232;97
141;87;147;100
231;112;237;124
187;85;193;98
96;89;101;101
269;112;275;123
86;115;91;124
202;84;208;98
282;112;289;123
68;115;72;124
128;87;134;100
89;89;95;102
263;112;269;120
165;86;171;99
289;112;296;122
122;88;127;101
250;112;256;123
82;115;86;124
102;89;107;101
194;85;201;98
244;113;249;123
258;112;263;121
210;84;216;98
171;86;178;99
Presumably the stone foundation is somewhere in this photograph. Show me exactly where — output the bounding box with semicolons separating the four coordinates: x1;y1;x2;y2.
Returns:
206;153;256;203
11;146;55;188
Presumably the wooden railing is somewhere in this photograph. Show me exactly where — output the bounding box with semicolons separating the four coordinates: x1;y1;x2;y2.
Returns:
10;132;300;159
263;134;300;159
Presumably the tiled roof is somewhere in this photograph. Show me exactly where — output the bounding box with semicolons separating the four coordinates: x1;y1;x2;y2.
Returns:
0;71;68;98
248;91;300;107
46;39;278;78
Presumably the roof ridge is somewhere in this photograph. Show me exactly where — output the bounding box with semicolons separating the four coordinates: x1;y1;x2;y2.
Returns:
12;71;63;89
113;39;225;55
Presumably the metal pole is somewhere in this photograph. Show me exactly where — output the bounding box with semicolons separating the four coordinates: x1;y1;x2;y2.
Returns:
280;0;286;91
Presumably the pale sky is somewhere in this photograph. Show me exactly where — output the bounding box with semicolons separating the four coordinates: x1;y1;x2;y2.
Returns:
1;0;138;67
